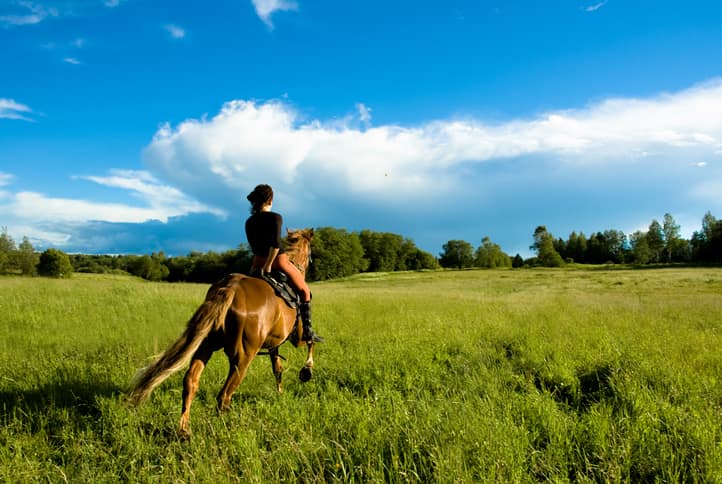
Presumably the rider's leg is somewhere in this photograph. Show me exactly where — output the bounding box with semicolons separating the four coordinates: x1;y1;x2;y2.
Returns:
273;254;324;343
272;254;310;301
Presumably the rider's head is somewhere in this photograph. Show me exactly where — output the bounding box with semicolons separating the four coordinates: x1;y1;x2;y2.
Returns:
247;184;274;213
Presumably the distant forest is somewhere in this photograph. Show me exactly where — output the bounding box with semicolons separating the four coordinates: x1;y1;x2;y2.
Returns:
1;211;721;282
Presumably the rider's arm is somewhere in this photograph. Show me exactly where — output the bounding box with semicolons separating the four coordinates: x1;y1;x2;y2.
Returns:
263;247;279;273
262;212;283;273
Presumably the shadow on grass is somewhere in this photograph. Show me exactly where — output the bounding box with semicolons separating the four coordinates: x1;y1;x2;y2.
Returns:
0;375;124;420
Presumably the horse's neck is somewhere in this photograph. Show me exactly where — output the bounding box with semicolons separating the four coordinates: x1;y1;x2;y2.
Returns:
286;244;310;273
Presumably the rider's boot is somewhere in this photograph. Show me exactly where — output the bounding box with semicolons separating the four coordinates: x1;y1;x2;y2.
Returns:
299;301;324;343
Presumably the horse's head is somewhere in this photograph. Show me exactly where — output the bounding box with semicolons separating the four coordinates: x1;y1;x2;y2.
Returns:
285;228;314;272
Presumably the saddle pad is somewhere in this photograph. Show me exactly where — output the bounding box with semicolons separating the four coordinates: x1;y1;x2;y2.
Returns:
260;271;300;309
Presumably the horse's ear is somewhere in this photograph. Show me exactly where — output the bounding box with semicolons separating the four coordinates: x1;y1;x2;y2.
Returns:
287;229;291;235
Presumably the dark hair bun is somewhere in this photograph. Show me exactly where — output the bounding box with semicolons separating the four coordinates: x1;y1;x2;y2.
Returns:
247;184;274;211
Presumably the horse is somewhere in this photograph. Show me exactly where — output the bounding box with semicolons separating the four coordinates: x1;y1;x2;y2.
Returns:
126;228;317;438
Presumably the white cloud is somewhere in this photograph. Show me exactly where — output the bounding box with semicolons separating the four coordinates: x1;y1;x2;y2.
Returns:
63;57;81;65
143;79;722;213
76;169;225;219
163;24;186;39
584;1;607;12
356;102;372;127
251;0;298;28
0;170;224;247
0;172;14;187
0;98;33;121
0;1;59;26
1;1;124;27
0;169;232;251
8;191;164;224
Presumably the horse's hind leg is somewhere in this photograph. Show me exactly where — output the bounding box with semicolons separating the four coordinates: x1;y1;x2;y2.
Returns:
299;342;315;382
178;342;215;439
217;351;254;412
269;348;284;393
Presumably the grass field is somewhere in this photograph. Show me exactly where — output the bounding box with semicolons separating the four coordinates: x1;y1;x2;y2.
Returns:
1;268;721;482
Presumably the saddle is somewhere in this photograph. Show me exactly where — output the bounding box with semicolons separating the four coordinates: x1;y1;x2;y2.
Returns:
252;269;301;309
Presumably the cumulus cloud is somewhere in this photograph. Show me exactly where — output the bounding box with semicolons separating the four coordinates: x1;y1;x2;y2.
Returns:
6;80;722;255
143;79;722;218
75;169;225;219
251;0;298;28
0;170;225;249
163;24;186;39
0;98;33;121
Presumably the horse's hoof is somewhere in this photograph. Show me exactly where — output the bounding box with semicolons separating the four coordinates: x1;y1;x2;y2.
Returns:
299;366;312;382
177;427;192;441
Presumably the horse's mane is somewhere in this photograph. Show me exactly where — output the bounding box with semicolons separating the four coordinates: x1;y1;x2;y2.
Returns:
283;229;313;273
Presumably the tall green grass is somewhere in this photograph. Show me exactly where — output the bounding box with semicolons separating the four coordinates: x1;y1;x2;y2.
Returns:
1;268;720;482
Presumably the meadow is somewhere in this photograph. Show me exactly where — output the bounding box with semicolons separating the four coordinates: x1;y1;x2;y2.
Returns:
0;267;720;482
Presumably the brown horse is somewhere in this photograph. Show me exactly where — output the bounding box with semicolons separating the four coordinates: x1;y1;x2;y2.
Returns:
126;228;317;438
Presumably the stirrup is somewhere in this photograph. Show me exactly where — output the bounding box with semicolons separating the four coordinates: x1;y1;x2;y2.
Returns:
304;330;324;343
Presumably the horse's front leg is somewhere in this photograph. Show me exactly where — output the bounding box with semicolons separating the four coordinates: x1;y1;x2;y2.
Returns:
269;348;284;393
299;341;314;382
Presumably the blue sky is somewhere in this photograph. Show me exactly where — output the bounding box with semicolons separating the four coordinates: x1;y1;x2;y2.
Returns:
2;0;722;257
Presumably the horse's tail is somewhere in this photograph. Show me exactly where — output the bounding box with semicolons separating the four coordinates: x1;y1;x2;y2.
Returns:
126;281;237;406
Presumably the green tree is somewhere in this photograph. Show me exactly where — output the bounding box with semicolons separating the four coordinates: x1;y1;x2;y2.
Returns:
630;231;651;264
553;237;567;261
187;252;227;283
359;231;402;272
566;231;587;263
308;227;368;281
37;248;74;278
662;213;681;262
0;227;17;274
17;237;39;275
647;219;664;263
358;230;436;273
691;211;722;262
531;226;564;267
128;253;169;281
403;248;439;270
604;229;628;264
439;240;474;269
474;236;511;268
584;230;626;264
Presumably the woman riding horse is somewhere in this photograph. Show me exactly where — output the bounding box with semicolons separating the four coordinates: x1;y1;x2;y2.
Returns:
126;227;318;438
245;184;323;343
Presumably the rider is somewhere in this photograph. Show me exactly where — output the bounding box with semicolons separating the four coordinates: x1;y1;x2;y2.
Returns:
245;184;324;343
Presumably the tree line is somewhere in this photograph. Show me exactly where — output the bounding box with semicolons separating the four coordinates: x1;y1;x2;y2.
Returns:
437;211;722;269
0;227;439;282
2;211;721;280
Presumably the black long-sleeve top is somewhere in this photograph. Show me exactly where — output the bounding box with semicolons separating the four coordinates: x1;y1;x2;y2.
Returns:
245;211;285;256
